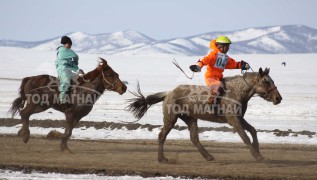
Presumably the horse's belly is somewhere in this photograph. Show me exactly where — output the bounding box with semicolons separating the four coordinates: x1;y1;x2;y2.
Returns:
192;114;227;123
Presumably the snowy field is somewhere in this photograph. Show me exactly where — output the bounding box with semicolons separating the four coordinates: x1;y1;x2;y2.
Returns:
0;169;185;180
0;47;316;144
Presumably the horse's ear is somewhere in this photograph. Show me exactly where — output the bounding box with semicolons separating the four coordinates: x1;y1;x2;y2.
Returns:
264;68;270;75
259;68;264;77
97;57;107;66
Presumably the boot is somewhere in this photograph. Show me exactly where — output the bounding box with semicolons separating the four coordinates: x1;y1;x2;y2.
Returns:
208;91;218;104
59;92;71;111
208;87;224;104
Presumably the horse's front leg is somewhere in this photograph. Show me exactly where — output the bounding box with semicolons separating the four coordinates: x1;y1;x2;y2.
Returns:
227;116;264;161
240;117;264;161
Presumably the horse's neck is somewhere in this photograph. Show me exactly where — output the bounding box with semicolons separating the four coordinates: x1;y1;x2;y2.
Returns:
225;74;257;102
81;75;105;95
240;74;257;102
92;75;106;94
82;67;100;81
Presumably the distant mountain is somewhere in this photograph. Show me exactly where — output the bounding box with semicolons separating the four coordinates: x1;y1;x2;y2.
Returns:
1;25;317;55
0;38;56;48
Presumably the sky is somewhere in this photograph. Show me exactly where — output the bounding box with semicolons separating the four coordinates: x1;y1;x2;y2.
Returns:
1;0;317;41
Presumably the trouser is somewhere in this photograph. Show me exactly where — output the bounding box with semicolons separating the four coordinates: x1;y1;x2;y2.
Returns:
205;78;224;104
56;66;79;104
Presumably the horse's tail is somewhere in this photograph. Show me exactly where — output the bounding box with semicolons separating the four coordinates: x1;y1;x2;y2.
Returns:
125;82;168;120
9;77;30;118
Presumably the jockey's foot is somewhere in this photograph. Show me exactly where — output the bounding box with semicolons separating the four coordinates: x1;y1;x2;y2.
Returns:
208;96;216;104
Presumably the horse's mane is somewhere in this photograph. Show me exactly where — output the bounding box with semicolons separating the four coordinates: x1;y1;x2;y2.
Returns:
222;72;257;83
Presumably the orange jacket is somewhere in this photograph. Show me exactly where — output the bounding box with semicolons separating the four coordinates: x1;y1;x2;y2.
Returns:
197;40;241;80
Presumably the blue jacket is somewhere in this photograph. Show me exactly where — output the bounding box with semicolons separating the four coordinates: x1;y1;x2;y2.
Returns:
55;46;79;72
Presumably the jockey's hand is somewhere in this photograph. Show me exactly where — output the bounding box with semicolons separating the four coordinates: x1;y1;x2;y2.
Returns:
78;69;85;77
190;65;201;72
241;61;250;70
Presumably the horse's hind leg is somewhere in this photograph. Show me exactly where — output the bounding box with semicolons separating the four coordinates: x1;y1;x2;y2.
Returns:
60;114;78;153
18;107;30;143
19;103;49;143
240;117;264;161
158;114;178;163
180;115;214;161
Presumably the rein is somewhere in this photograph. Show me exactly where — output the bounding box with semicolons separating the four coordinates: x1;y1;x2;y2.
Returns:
241;65;255;88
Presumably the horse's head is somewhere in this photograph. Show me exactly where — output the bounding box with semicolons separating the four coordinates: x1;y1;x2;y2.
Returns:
254;68;282;105
97;58;127;95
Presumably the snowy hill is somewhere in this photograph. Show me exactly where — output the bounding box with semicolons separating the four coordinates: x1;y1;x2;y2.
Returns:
32;30;155;53
1;25;317;55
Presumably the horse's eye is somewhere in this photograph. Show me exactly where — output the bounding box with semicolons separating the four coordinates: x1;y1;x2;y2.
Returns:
264;80;270;85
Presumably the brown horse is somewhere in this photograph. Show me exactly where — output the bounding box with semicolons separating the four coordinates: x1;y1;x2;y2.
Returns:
127;68;282;162
9;58;127;152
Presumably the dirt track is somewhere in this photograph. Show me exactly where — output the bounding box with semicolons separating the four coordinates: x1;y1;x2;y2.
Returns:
0;135;317;179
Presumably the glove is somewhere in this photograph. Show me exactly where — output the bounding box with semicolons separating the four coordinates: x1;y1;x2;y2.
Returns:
71;57;79;65
189;65;201;72
241;61;250;70
78;69;85;77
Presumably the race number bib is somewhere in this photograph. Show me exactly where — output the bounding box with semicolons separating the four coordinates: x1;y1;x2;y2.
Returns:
214;53;228;69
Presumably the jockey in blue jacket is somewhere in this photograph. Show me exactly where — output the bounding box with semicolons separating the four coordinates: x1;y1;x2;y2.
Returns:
55;36;83;105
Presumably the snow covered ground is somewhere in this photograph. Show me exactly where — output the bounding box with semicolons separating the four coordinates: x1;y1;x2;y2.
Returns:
0;47;316;144
0;169;186;180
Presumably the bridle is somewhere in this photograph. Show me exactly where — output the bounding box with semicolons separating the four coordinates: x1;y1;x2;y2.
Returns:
101;69;120;91
267;86;277;93
241;67;278;100
260;86;278;100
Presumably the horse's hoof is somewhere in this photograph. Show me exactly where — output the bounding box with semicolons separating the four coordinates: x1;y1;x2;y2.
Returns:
22;135;30;144
18;128;30;143
255;155;265;161
47;130;63;140
61;147;74;154
205;155;215;161
158;157;169;163
61;144;74;154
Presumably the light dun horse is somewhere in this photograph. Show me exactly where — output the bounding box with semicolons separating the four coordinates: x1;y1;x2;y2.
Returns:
127;68;282;162
9;58;127;153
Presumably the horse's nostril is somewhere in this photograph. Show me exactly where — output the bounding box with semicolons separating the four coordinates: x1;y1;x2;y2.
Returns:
122;86;127;92
275;97;280;102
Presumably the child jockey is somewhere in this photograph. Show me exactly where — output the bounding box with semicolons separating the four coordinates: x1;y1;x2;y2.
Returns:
55;36;84;105
190;36;250;104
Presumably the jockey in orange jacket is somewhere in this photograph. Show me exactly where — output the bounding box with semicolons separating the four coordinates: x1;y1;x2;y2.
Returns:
190;36;250;104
